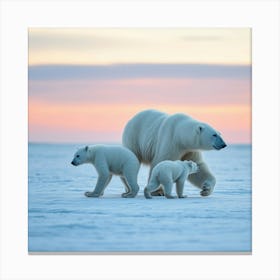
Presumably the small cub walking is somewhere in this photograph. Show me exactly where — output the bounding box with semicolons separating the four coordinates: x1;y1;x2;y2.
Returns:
144;160;199;199
71;145;140;198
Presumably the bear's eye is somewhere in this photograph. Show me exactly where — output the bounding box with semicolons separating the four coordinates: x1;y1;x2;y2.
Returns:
213;134;217;137
76;155;80;158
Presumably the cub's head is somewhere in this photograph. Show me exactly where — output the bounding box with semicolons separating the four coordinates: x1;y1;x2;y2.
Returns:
184;160;199;174
71;146;89;166
196;123;227;151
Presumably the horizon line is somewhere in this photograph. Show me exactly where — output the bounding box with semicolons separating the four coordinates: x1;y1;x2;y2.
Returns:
28;141;251;146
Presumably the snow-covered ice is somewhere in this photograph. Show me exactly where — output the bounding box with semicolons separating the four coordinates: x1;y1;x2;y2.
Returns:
28;143;251;252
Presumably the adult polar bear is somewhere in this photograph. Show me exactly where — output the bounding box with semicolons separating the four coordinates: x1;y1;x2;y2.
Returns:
122;109;227;196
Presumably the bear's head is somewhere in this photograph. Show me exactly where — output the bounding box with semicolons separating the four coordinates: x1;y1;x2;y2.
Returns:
71;146;89;166
196;123;227;151
185;160;199;174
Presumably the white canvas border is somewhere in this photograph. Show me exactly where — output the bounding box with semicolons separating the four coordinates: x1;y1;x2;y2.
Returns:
0;0;279;280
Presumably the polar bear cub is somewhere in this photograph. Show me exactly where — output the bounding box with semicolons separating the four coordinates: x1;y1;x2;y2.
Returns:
144;160;199;199
71;145;140;198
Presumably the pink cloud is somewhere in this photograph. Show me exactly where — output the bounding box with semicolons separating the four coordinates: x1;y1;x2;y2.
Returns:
29;74;251;143
29;78;250;106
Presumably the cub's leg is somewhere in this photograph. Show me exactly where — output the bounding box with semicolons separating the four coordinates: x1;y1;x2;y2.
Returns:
121;162;140;198
176;175;187;198
163;182;176;199
120;177;131;196
121;175;139;198
144;177;159;199
85;172;112;197
157;172;175;199
148;167;164;196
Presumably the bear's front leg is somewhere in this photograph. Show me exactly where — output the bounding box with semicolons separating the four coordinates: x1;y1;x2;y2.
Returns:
85;173;112;198
187;162;216;197
200;179;215;197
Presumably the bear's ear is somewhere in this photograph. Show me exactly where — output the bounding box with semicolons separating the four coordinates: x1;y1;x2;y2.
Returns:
85;146;89;152
196;125;203;134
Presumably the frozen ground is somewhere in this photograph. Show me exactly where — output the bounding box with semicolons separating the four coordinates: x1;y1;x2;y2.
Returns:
28;143;251;252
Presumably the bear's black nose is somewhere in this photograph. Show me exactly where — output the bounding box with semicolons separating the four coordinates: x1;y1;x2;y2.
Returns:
222;144;227;148
71;161;75;165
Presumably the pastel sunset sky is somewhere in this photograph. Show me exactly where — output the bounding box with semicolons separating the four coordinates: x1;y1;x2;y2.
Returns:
28;28;251;144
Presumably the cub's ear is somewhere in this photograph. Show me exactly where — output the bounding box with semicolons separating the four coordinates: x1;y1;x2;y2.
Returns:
85;146;89;151
188;161;193;168
196;125;203;134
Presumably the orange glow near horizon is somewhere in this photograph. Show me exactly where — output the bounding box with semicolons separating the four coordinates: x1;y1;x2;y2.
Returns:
29;100;251;144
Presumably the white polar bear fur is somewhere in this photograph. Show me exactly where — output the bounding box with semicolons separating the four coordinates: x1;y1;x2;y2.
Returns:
144;160;199;199
122;109;227;196
71;145;140;198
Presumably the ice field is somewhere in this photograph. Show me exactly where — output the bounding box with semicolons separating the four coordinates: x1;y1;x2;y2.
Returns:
28;143;251;252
